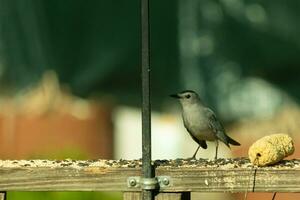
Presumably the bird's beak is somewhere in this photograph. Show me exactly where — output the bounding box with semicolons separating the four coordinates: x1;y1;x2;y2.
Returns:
170;93;180;98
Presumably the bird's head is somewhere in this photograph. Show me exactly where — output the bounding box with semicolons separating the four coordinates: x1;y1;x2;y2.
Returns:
170;90;202;106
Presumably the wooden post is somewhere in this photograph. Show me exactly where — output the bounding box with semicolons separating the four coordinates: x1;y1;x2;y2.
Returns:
123;192;190;200
123;192;141;200
0;192;6;200
155;193;190;200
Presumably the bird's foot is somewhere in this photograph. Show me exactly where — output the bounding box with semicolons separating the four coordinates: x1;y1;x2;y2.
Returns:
187;156;197;161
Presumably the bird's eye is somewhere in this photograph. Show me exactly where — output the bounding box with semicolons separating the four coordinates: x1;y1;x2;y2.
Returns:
185;94;191;99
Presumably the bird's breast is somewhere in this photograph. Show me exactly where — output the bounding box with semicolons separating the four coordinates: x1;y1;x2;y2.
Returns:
182;108;216;141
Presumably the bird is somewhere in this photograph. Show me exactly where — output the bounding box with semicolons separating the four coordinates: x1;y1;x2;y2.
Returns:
170;90;240;159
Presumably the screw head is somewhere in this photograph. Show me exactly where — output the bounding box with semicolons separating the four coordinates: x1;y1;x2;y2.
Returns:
162;177;169;185
129;178;137;187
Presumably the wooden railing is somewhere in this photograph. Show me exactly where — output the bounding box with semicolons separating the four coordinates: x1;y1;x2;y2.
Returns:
0;158;299;199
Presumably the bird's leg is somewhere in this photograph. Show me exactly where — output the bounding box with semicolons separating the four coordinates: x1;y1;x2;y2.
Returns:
215;140;219;160
191;145;201;160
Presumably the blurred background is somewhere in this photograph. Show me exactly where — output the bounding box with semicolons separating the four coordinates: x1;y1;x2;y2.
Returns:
0;0;300;199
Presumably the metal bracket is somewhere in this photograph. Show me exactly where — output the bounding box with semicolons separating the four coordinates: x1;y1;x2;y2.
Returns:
127;176;171;189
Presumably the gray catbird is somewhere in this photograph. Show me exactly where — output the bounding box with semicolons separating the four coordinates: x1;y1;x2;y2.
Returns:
170;90;240;159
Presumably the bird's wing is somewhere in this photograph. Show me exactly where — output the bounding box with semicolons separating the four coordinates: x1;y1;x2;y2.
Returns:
198;140;208;149
204;108;230;147
184;123;208;149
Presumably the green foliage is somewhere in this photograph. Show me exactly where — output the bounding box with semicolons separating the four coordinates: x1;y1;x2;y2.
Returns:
8;192;122;200
28;147;89;160
1;0;300;110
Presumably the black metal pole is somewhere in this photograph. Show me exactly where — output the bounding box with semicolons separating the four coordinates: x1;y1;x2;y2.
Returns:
141;0;153;199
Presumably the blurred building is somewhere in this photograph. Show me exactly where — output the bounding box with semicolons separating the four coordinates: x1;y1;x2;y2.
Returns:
0;72;113;159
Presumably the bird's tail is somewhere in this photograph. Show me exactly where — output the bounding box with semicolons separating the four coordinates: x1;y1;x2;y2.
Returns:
227;136;240;146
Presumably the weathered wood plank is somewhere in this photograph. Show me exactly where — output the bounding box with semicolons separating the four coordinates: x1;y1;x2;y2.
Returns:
0;159;299;192
0;159;141;191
